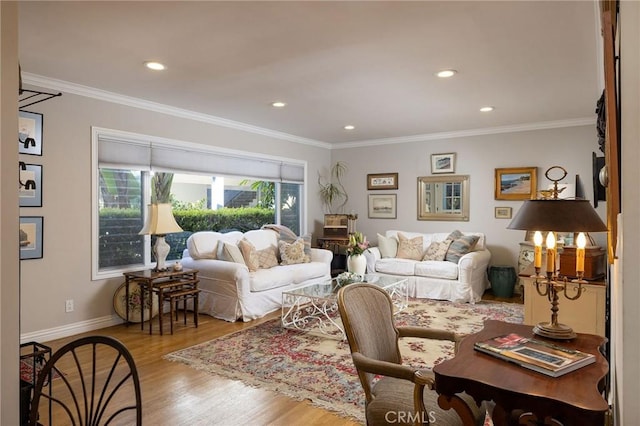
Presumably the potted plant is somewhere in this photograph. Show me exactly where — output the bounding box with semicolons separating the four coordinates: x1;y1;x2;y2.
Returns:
346;231;369;275
318;161;349;213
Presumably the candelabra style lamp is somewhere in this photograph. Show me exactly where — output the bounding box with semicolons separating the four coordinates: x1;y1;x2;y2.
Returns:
139;203;183;272
507;166;607;340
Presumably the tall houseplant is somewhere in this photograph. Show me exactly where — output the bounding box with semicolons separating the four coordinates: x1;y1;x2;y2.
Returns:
318;161;349;213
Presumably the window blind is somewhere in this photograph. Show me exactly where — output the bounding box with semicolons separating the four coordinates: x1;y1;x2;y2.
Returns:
96;131;304;183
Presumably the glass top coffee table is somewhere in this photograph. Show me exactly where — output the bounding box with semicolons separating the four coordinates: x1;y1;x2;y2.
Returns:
281;274;408;339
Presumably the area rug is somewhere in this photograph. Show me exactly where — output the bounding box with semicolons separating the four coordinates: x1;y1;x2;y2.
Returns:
165;299;523;423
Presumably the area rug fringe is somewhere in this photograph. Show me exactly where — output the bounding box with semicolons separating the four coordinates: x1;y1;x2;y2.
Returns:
164;299;523;423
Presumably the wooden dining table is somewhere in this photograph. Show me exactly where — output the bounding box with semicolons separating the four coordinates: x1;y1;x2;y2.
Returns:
433;320;609;425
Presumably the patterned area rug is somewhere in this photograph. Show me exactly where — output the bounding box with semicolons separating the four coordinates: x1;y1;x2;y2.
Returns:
165;299;523;423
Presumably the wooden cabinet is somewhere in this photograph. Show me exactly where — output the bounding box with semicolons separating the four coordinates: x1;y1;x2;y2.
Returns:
521;276;606;336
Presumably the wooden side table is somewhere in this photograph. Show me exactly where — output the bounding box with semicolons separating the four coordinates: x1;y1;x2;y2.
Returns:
317;237;349;276
123;269;199;335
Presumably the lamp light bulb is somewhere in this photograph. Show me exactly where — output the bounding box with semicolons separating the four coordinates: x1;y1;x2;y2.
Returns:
533;231;543;246
576;232;587;249
546;232;556;249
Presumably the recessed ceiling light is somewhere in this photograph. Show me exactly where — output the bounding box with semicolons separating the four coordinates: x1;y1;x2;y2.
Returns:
480;106;495;112
436;69;457;78
271;101;287;108
144;61;165;71
344;125;355;130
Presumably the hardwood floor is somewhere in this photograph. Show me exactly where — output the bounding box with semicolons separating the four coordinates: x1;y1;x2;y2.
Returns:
39;292;522;425
40;311;360;426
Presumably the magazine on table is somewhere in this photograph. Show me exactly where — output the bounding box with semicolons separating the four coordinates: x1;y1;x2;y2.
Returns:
473;333;596;377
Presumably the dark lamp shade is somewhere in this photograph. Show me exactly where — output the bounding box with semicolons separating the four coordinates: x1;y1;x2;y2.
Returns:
507;199;607;232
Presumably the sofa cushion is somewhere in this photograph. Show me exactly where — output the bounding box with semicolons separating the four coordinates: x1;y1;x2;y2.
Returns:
422;240;452;261
415;261;459;280
187;231;221;260
445;234;480;263
249;261;327;291
242;229;279;251
377;233;398;258
261;224;312;258
375;258;416;276
396;232;423;260
279;238;310;265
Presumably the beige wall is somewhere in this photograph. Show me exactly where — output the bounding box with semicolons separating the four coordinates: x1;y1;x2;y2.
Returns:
1;2;21;424
18;91;331;335
332;124;605;267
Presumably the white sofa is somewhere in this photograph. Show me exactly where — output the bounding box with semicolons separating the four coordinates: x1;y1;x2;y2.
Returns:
363;230;491;303
180;229;332;321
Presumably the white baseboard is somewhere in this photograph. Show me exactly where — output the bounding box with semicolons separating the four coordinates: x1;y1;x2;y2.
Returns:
20;315;124;344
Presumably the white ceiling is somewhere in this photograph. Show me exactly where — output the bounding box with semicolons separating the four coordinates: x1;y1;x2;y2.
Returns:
18;1;601;146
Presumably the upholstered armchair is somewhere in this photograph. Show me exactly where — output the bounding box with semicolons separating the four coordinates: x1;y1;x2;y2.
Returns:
337;283;483;425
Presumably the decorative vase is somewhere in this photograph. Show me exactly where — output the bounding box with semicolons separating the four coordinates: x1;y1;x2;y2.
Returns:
347;254;367;275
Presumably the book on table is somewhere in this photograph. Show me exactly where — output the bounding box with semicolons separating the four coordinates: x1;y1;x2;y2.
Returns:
473;333;596;377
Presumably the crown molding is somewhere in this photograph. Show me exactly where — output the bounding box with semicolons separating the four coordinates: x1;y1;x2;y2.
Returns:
22;73;332;150
23;73;595;151
332;117;597;149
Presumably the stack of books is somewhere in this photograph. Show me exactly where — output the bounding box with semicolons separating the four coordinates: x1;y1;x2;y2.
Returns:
474;333;595;377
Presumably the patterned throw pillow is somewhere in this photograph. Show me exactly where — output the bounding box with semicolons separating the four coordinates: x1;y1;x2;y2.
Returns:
377;233;398;258
279;238;311;265
422;240;452;261
396;232;424;260
445;234;480;263
238;239;279;272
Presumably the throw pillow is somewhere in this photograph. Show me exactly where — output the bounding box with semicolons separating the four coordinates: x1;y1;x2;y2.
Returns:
238;239;279;272
396;232;424;260
221;242;246;265
447;229;464;241
445;235;480;263
422;240;452;261
279;238;311;265
377;233;398;258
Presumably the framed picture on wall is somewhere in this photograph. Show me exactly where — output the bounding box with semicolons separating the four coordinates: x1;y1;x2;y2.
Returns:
20;216;43;260
367;173;398;190
368;194;397;219
495;167;537;200
19;163;42;207
18;110;43;156
494;207;512;219
431;153;456;174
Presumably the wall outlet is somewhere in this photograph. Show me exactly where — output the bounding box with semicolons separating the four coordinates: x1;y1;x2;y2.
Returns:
65;299;74;313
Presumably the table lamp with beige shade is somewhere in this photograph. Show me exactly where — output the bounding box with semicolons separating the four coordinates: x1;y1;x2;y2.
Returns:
139;203;183;272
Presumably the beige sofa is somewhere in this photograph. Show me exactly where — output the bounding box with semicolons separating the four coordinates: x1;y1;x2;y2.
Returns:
180;229;332;321
363;230;491;303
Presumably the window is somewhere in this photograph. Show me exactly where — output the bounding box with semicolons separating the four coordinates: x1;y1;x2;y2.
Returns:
92;127;306;279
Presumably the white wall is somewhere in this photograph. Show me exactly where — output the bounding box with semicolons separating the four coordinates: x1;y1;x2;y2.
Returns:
620;1;640;423
1;3;21;424
18;90;331;336
332;124;605;268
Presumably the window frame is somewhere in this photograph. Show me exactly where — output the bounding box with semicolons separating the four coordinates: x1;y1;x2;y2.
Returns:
91;127;308;280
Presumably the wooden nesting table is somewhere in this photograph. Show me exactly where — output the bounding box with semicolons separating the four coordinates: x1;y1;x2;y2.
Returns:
123;269;200;335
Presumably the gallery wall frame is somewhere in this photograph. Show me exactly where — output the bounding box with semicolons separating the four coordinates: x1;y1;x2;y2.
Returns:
494;207;512;219
19;163;42;207
18;110;43;156
368;194;397;219
494;167;537;200
431;153;456;174
20;216;43;260
367;172;398;190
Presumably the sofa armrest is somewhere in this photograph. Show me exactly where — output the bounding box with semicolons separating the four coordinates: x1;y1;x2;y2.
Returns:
310;247;333;264
458;249;492;281
363;247;381;273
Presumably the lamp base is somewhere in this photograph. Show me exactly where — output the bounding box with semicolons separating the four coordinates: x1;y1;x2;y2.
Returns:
533;322;577;340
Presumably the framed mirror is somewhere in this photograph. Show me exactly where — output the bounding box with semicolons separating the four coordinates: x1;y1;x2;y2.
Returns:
417;175;470;221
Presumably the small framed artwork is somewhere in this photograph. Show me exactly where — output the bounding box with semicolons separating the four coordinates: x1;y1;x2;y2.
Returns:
20;216;43;260
431;153;456;174
367;172;398;190
368;194;397;219
495;207;512;219
18;111;43;156
495;167;537;200
19;163;42;207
